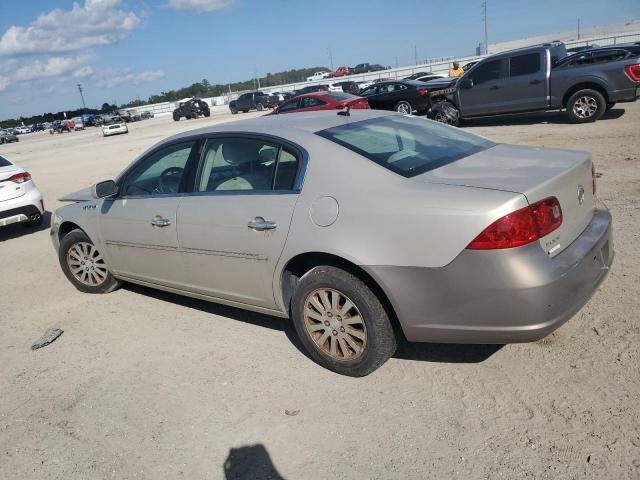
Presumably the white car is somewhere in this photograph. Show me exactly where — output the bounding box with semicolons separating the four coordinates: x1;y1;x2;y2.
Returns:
306;71;331;82
0;155;44;228
14;126;32;134
102;122;128;137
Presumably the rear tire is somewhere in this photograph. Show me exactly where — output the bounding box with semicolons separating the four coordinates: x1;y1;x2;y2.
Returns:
394;100;412;114
291;266;397;376
59;229;121;294
429;101;460;127
172;112;181;121
566;89;606;123
230;106;238;114
256;103;264;112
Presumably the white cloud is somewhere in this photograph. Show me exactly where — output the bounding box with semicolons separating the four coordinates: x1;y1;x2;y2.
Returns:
74;65;95;78
0;0;141;56
13;55;91;82
95;69;165;88
168;0;235;12
0;75;10;92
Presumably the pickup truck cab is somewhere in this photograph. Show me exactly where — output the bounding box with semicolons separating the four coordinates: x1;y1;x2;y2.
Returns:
229;91;276;114
427;42;640;125
307;71;331;82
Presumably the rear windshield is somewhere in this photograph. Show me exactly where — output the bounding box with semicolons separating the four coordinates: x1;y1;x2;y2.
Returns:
0;155;11;167
325;92;355;101
316;115;495;178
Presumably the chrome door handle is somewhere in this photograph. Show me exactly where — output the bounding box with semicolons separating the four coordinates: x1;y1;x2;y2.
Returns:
248;217;277;231
151;215;172;227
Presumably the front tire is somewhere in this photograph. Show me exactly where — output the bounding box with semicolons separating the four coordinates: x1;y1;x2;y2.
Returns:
291;266;397;376
256;103;264;112
395;100;412;114
566;89;606;123
59;229;121;294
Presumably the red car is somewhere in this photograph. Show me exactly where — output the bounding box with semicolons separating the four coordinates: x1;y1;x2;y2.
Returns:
267;92;369;115
330;66;351;77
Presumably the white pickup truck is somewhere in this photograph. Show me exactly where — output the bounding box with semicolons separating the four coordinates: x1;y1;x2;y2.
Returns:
306;71;331;82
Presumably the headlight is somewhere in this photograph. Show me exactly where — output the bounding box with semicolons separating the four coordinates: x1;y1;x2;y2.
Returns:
53;213;62;226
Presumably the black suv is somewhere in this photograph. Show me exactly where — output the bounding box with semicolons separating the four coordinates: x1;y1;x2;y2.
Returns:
352;63;386;74
229;91;277;114
173;99;211;121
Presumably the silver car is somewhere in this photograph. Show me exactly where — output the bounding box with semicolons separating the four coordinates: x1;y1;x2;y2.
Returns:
51;110;613;376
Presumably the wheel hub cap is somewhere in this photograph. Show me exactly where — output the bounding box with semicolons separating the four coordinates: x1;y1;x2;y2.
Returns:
67;242;108;286
303;288;367;361
573;96;597;119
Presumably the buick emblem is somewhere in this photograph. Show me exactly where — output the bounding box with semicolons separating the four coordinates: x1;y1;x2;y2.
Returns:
577;184;585;205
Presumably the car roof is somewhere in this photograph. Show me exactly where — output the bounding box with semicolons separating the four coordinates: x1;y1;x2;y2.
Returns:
167;110;397;143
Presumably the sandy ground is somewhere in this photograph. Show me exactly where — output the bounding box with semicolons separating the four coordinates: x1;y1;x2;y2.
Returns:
1;104;639;480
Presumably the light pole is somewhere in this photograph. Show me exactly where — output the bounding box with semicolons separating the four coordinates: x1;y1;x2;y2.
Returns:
77;83;87;112
482;0;489;54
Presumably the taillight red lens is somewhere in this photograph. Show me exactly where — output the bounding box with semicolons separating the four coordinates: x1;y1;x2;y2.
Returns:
467;197;563;250
591;163;596;195
8;172;32;183
624;63;640;82
417;88;429;96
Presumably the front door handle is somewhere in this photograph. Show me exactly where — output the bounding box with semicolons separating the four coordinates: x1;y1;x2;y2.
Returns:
248;217;277;231
530;79;542;85
151;215;172;227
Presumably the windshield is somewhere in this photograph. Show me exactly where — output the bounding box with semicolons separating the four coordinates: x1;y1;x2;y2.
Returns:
316;115;495;178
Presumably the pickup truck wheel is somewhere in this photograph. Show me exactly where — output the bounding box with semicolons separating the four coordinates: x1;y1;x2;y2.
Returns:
256;103;264;111
291;266;397;376
567;89;605;123
395;101;412;114
230;106;238;114
59;229;121;294
429;101;460;127
172;112;181;121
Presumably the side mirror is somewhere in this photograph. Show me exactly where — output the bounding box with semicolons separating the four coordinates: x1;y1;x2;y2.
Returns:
459;78;474;89
92;180;118;199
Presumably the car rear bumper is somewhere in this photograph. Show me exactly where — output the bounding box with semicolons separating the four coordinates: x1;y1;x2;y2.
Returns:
365;207;613;343
609;85;639;103
0;186;44;227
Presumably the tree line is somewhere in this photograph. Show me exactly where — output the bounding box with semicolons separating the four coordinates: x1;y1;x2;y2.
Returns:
1;67;326;128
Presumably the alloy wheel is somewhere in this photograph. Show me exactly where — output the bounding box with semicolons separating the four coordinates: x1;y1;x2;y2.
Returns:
67;242;108;286
573;96;598;119
303;288;367;361
396;103;411;114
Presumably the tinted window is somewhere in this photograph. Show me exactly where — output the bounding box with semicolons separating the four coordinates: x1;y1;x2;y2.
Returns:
277;100;299;113
359;86;377;97
196;138;300;192
510;53;541;76
300;97;327;108
317;116;495;178
326;92;355;101
0;155;11;167
123;141;194;196
470;58;507;84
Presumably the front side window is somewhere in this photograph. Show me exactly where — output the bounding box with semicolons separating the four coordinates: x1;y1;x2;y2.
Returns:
300;97;327;108
123;141;195;196
196;138;300;192
509;53;541;77
317;116;495;178
277;99;299;113
359;86;377;97
470;58;507;85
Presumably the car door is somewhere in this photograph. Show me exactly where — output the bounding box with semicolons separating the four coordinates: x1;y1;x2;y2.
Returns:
457;57;509;116
176;135;303;309
359;85;380;108
498;51;547;112
376;83;401;109
97;140;197;288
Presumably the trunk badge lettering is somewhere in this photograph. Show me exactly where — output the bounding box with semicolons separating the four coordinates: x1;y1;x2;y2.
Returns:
577;185;585;205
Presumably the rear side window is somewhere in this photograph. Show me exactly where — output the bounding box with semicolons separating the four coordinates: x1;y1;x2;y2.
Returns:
300;97;327;108
317;116;495;178
0;155;12;167
510;53;541;77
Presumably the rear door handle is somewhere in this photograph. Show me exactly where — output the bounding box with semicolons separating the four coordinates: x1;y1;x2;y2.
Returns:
489;85;500;90
248;217;277;231
151;215;172;227
530;79;542;85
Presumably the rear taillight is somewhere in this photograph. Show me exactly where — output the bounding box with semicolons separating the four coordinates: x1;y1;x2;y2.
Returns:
591;163;597;195
467;197;563;250
417;88;429;96
8;172;32;183
624;63;640;82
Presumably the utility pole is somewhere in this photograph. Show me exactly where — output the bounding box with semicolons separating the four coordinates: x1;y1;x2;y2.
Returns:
577;18;580;40
482;0;489;54
77;83;87;112
414;45;418;65
328;46;334;70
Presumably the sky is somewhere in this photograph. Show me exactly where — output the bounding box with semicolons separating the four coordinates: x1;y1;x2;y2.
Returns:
0;0;639;119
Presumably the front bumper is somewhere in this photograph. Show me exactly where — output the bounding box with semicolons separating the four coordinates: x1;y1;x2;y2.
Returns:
366;207;613;343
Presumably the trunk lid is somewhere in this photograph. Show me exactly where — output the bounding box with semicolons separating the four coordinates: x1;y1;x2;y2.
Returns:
0;165;26;202
414;144;596;256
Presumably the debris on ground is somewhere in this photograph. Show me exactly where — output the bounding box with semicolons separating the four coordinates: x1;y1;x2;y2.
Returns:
31;329;64;350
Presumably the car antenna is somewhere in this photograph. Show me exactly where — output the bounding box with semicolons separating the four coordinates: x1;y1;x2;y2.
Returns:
337;106;351;117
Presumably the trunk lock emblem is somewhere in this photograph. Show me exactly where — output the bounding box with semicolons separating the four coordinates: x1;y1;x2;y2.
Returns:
577;184;585;205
